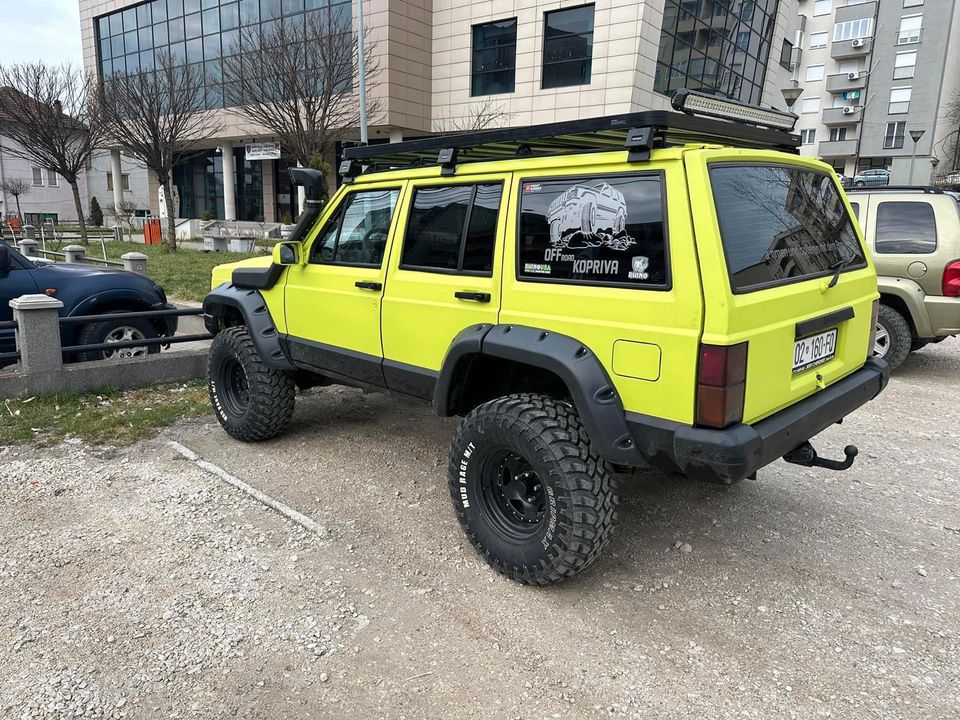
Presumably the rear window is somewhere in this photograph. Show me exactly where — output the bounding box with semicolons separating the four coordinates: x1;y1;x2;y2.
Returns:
710;164;866;293
875;201;937;254
517;174;668;288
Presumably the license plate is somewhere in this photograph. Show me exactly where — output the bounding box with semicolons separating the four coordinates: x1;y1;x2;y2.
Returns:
793;329;838;374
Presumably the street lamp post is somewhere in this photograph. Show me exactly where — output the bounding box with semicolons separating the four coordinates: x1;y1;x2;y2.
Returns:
357;0;369;145
908;129;925;185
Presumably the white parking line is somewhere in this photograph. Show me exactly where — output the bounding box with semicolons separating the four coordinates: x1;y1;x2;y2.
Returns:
168;441;328;537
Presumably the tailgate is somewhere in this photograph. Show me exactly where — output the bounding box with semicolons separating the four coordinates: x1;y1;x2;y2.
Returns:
686;150;878;424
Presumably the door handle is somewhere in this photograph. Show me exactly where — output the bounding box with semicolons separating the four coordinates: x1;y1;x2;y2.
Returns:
355;281;383;291
455;291;491;303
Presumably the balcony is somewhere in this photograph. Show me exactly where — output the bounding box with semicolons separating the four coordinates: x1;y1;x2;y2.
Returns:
826;72;866;94
822;106;863;125
818;139;858;157
831;37;872;60
836;0;877;23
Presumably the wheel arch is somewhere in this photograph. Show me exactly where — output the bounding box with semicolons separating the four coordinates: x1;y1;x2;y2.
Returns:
202;283;294;370
877;276;931;338
434;324;643;466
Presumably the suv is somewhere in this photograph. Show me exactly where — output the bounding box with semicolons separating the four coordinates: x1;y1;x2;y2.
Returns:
203;93;888;585
1;241;177;366
846;187;960;369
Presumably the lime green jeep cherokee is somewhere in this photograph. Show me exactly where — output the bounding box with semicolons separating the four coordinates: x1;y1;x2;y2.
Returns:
203;92;889;585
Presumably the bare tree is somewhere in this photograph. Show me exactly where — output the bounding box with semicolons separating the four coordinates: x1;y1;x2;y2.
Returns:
0;176;31;221
110;199;139;241
432;100;513;134
221;10;380;199
101;51;222;250
0;63;105;244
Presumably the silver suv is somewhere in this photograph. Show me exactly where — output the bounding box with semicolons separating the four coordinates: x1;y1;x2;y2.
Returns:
847;186;960;368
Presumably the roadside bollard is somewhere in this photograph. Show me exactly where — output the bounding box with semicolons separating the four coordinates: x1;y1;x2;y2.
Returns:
22;224;35;240
9;294;64;375
64;244;87;264
17;238;38;257
121;251;148;275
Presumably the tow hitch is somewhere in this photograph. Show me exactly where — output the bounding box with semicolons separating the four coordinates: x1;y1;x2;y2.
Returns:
782;441;858;471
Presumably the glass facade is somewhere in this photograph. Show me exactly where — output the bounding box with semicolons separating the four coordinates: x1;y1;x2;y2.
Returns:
172;147;263;220
471;19;518;96
655;0;780;105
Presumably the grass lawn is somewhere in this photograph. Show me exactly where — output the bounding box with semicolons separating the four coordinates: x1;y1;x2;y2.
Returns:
95;241;265;303
0;381;211;447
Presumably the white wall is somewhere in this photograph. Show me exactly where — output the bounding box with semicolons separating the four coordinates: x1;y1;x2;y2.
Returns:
0;134;88;223
85;150;151;219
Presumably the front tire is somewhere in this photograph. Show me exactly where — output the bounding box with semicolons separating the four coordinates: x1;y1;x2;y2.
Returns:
448;394;617;585
77;316;159;362
875;304;912;369
208;326;295;442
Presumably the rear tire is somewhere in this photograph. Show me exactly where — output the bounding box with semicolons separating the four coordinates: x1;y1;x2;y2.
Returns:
208;326;295;442
448;393;618;585
875;304;911;370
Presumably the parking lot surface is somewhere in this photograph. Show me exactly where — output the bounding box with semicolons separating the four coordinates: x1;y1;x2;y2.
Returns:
1;339;958;719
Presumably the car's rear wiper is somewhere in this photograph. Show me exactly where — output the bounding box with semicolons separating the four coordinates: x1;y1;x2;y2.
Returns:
826;255;856;290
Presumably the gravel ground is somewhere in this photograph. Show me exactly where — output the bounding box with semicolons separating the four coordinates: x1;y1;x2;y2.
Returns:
1;339;958;719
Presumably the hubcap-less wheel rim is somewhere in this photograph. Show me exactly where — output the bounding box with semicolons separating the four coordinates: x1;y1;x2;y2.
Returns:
103;326;147;360
874;323;890;358
219;359;250;416
480;450;546;540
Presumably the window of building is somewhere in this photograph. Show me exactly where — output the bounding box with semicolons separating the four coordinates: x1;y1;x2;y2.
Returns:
106;172;131;191
542;5;595;89
806;64;825;82
894;51;917;79
903;0;924;6
897;15;922;44
833;18;873;42
801;97;821;114
800;129;817;145
888;87;912;114
876;201;937;253
401;184;503;275
309;189;400;266
814;0;832;16
829;127;847;141
45;170;58;187
779;39;794;70
31;167;43;186
472;19;517;96
517;174;668;288
809;31;829;49
883;121;906;149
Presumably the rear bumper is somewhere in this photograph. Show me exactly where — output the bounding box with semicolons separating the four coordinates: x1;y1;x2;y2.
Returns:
626;357;890;484
923;296;960;337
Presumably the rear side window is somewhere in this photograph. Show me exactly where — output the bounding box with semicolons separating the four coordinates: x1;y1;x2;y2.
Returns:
710;164;865;293
517;174;668;288
875;201;937;254
401;183;502;275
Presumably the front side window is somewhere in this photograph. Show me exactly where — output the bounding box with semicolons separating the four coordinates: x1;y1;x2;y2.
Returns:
308;189;399;266
472;19;517;96
709;164;866;293
875;202;936;254
401;183;503;275
517;174;668;288
542;4;594;89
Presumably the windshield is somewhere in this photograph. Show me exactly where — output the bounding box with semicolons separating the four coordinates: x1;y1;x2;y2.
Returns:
709;164;866;293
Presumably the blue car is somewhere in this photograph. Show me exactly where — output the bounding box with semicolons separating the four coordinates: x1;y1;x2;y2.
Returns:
1;240;177;366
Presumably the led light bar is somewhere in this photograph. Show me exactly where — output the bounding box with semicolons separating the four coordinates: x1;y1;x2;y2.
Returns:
671;89;798;132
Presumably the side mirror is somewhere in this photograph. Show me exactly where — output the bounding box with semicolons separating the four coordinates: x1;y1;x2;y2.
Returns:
0;243;11;274
273;241;302;266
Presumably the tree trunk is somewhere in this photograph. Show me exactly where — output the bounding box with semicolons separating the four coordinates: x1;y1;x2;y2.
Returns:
163;176;177;252
14;195;22;220
69;181;89;245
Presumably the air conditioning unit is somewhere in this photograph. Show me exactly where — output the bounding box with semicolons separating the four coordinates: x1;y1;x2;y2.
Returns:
847;71;860;80
851;38;866;48
842;106;856;115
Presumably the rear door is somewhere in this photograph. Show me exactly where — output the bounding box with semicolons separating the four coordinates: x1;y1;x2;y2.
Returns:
686;150;877;424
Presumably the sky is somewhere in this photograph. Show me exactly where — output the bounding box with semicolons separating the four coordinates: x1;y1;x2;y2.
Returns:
0;0;84;68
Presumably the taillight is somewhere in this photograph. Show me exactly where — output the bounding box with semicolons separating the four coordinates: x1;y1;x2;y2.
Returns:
867;300;879;360
943;260;960;297
696;342;747;429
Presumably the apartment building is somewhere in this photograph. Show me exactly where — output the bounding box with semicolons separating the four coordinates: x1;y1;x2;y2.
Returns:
792;0;960;183
79;0;800;222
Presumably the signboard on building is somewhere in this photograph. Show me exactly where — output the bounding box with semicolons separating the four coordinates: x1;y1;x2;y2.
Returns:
245;142;281;161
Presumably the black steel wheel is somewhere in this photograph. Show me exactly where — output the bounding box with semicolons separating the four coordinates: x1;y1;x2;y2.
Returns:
448;393;618;585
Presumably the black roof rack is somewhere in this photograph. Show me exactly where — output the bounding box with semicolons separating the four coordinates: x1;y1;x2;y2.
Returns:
845;185;948;194
341;110;800;179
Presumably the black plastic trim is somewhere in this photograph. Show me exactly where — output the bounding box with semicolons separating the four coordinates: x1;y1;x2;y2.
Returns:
383;359;438;400
202;284;294;370
232;263;285;290
626;357;889;484
795;306;854;339
285;336;385;387
433;324;492;416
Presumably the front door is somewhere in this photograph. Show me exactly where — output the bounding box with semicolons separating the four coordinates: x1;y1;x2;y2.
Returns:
283;184;405;386
380;177;510;398
0;246;40;356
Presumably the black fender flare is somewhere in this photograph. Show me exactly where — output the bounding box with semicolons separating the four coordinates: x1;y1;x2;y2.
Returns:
202;283;294;370
434;324;643;466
